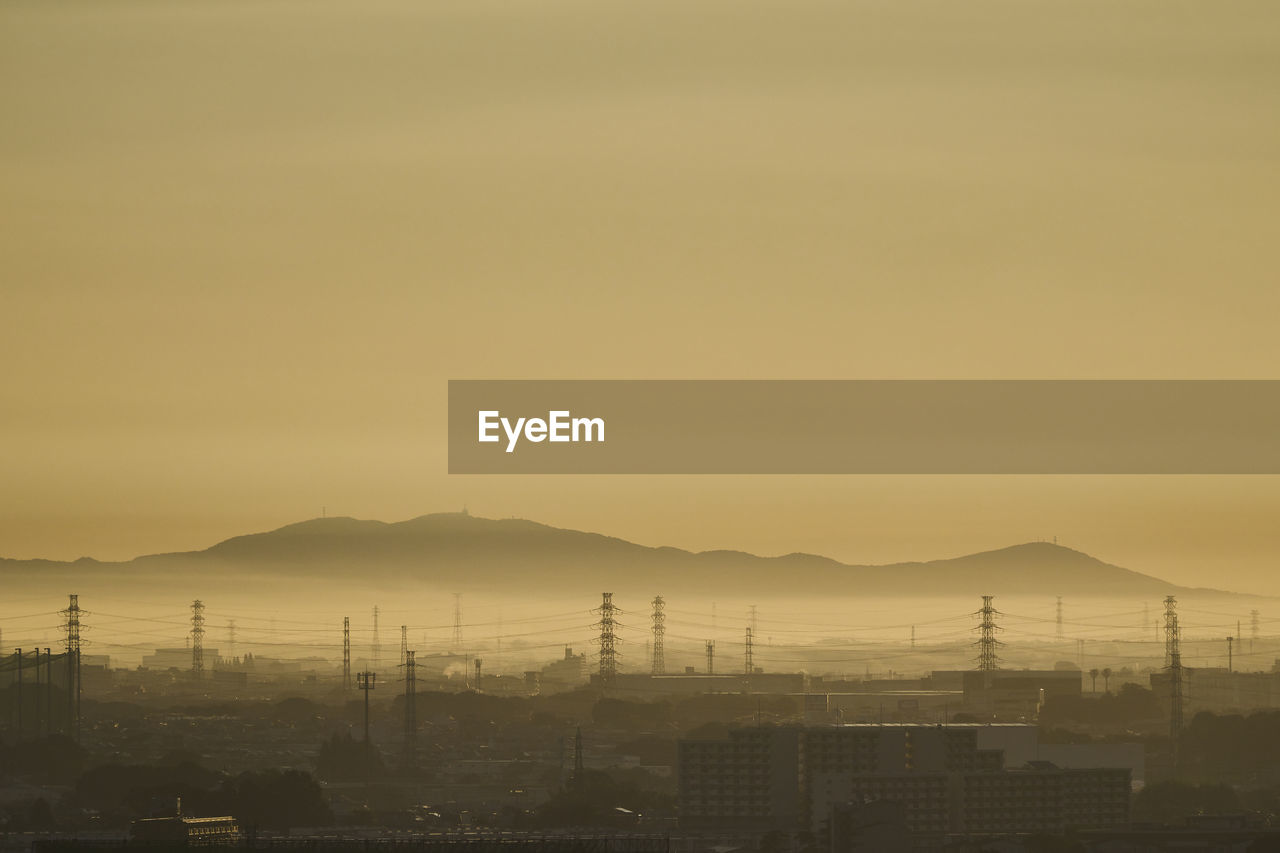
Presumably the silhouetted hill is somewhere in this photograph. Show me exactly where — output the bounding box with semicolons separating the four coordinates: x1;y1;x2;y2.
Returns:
0;512;1250;599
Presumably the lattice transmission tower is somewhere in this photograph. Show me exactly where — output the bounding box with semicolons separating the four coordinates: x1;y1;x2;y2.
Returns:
1165;595;1184;772
594;593;618;687
651;596;665;675
452;594;463;650
974;595;1002;672
403;650;417;770
190;600;206;678
60;594;83;740
343;617;351;692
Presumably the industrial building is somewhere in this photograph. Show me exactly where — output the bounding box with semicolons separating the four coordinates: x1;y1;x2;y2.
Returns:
130;813;241;845
1151;666;1280;715
594;671;807;696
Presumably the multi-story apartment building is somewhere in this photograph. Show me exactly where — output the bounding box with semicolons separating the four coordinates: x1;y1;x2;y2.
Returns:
677;727;802;831
678;724;1129;838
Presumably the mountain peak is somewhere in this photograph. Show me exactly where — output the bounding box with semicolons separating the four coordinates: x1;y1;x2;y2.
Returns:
3;512;1242;600
150;512;1212;598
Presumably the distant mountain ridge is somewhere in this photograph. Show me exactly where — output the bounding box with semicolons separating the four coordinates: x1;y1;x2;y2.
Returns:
0;512;1249;599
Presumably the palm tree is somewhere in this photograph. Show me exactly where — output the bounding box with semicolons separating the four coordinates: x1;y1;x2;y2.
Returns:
1102;667;1113;693
1089;668;1099;693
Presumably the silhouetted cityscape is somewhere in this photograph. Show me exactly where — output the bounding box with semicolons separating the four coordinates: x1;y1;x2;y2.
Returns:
5;520;1280;851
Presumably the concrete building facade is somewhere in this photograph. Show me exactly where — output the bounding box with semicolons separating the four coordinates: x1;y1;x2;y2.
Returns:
678;723;1129;838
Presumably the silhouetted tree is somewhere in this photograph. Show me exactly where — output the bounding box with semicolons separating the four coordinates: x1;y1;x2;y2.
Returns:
0;734;87;783
672;693;798;729
1089;668;1099;694
593;697;672;730
534;769;670;828
1180;710;1280;783
223;769;332;830
1132;780;1238;824
27;798;55;831
73;761;221;815
260;697;323;724
1102;668;1113;693
316;732;384;782
1039;683;1160;730
614;735;677;766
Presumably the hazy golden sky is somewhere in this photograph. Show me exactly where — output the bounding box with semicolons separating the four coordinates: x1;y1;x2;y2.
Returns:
3;0;1279;591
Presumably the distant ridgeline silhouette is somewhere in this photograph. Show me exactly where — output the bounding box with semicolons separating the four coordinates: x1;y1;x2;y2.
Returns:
0;513;1253;600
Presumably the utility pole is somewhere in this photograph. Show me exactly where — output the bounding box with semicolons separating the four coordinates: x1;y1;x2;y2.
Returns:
705;640;715;675
651;596;665;675
572;726;585;790
15;649;22;739
1227;635;1234;673
474;657;483;692
33;648;41;736
372;606;381;672
975;595;1002;671
744;627;754;676
400;625;408;668
357;670;376;794
190;600;205;679
43;648;52;736
595;593;618;688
